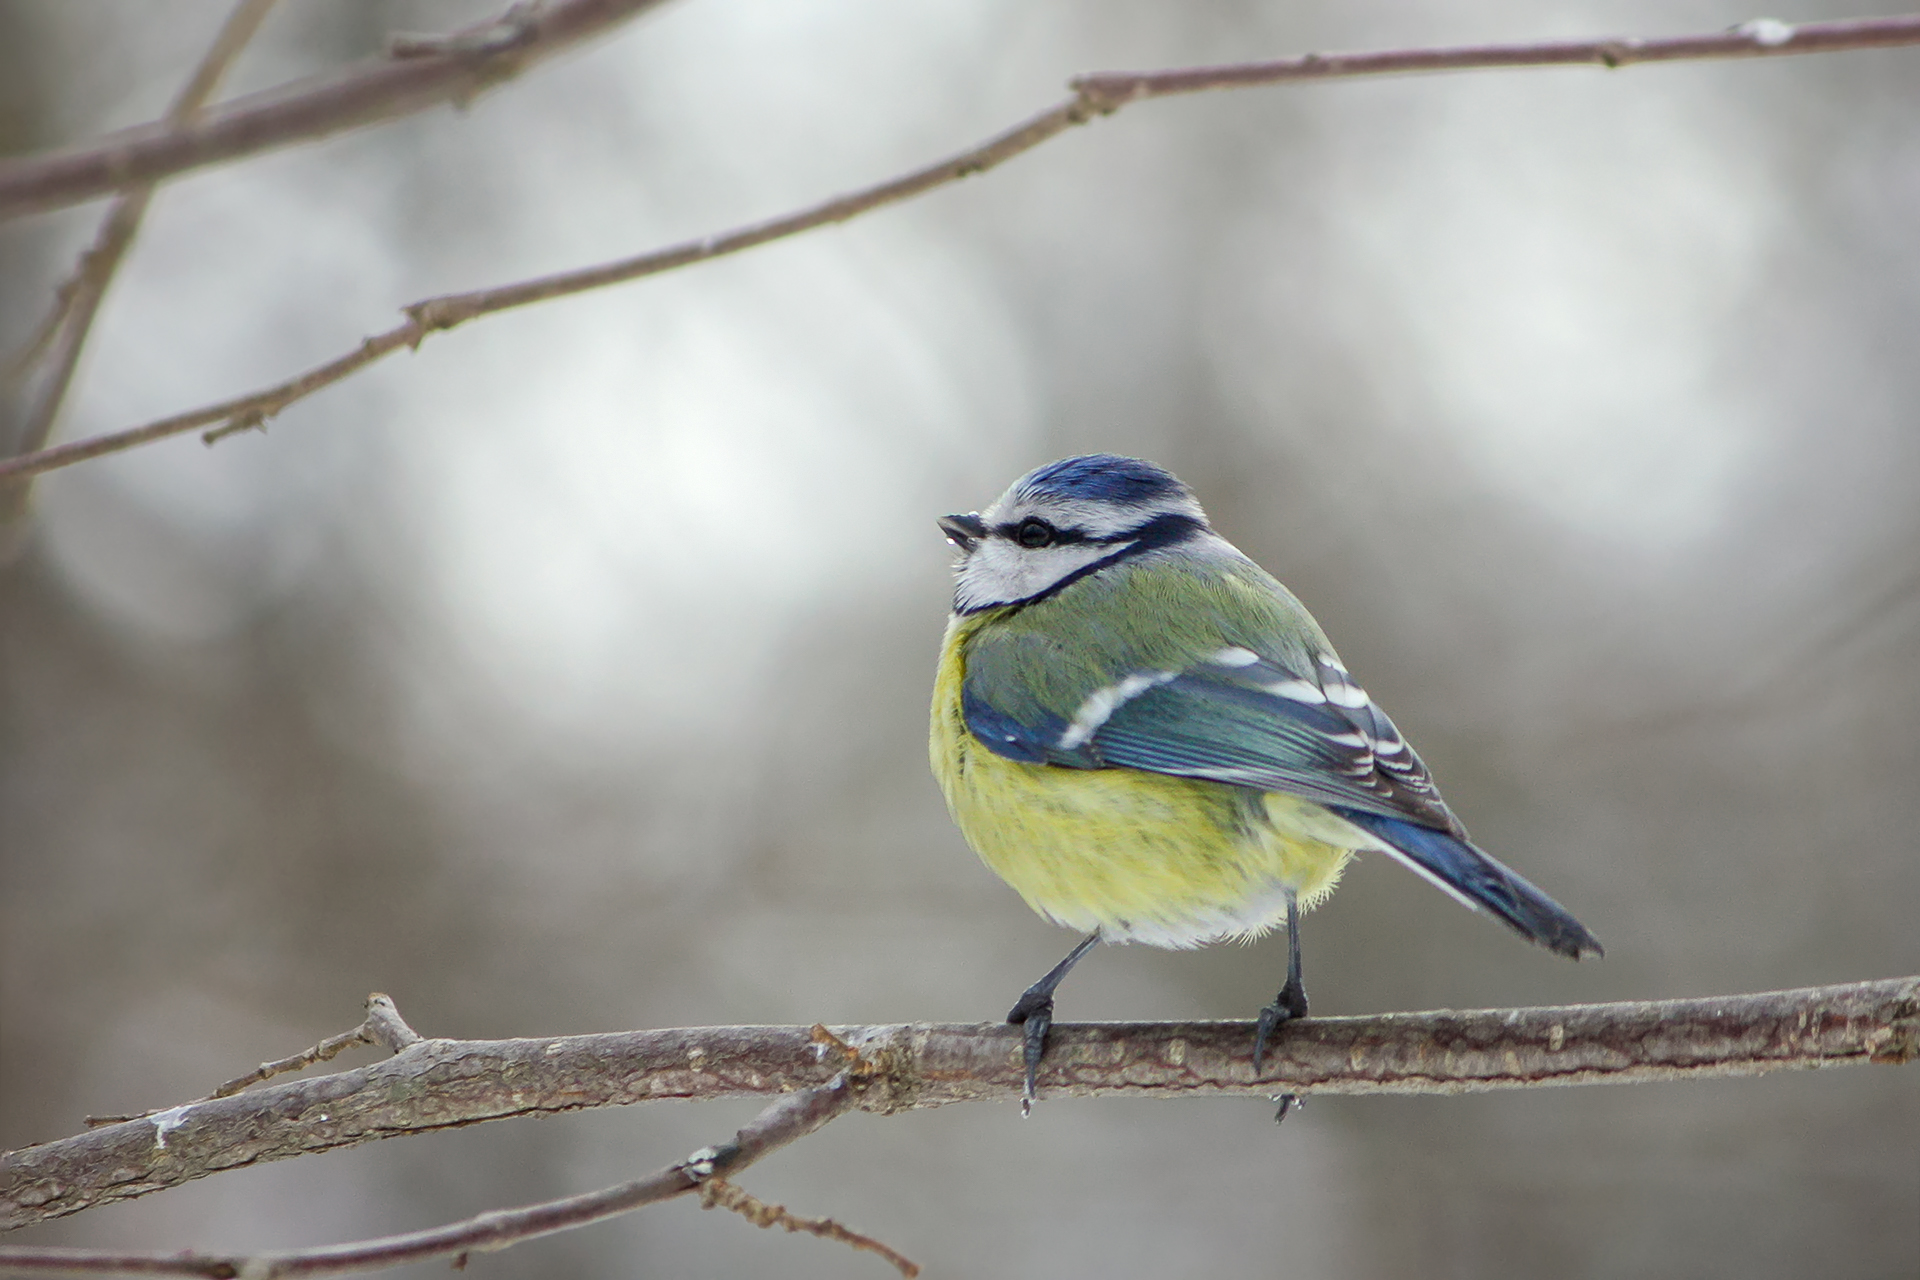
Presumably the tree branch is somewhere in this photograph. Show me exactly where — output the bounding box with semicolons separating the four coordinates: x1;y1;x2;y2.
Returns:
3;977;1912;1232
1066;14;1920;105
2;13;1918;489
6;12;1916;225
1;0;278;535
0;1073;871;1278
0;0;679;223
80;993;423;1128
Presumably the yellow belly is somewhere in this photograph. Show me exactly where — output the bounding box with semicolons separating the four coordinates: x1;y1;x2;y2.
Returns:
930;616;1371;948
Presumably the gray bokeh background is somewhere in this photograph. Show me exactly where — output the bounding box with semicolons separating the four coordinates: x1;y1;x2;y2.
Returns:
3;1;1916;1277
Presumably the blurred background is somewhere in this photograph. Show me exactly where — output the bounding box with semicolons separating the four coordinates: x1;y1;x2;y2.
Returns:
3;1;1916;1276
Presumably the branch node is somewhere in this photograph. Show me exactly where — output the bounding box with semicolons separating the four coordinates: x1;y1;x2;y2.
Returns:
1065;77;1138;117
363;993;424;1052
203;409;268;446
809;1025;883;1078
1735;18;1797;48
405;298;481;336
389;1;541;61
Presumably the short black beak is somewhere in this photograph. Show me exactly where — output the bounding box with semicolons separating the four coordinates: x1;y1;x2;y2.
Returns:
938;511;987;551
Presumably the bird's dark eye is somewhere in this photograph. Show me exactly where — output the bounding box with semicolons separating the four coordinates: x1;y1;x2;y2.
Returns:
1014;518;1055;549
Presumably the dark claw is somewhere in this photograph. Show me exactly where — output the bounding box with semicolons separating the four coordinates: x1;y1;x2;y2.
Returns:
1003;932;1098;1116
1252;974;1309;1077
1273;1093;1300;1124
1254;891;1310;1078
1007;994;1053;1115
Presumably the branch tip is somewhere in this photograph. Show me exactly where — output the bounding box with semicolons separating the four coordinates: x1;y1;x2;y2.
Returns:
363;993;424;1052
698;1176;921;1278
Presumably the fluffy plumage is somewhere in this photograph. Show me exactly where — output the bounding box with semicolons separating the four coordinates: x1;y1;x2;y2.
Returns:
930;454;1601;958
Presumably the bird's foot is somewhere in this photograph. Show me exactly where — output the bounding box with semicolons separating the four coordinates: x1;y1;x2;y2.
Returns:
1006;990;1054;1117
1251;976;1310;1077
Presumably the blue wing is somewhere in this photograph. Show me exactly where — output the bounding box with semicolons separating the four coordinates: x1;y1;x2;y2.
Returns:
963;646;1602;959
1087;650;1460;832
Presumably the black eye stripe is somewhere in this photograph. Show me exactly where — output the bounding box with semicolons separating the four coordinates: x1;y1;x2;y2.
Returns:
992;520;1100;546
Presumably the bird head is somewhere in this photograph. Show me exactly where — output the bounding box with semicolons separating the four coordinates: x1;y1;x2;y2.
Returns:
940;454;1212;613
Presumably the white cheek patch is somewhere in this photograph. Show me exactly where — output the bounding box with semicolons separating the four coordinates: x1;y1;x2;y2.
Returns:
953;539;1132;611
1058;670;1178;750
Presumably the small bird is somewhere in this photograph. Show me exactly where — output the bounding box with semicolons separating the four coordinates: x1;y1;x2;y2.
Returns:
929;454;1601;1109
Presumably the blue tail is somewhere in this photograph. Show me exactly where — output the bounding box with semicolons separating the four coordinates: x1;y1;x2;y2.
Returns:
1333;809;1603;960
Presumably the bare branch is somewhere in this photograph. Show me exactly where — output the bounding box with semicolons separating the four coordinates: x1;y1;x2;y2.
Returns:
79;994;418;1128
0;93;1093;486
1;14;1917;488
0;1075;861;1278
3;977;1912;1232
697;1176;920;1279
0;0;678;222
1067;14;1920;106
2;0;278;538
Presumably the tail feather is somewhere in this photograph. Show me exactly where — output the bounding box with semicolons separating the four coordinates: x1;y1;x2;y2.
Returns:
1334;808;1603;960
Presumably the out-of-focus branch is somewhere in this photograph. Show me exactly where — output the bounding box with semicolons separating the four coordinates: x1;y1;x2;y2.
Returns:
1;0;278;535
5;12;1914;224
0;0;678;222
2;978;1912;1232
0;92;1096;485
0;1073;872;1279
1065;14;1920;105
6;0;277;385
1;14;1918;488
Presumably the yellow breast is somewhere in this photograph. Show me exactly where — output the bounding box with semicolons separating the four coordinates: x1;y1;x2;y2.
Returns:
930;613;1368;948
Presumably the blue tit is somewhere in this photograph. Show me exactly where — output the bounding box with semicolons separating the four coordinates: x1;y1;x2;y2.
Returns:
930;454;1601;1108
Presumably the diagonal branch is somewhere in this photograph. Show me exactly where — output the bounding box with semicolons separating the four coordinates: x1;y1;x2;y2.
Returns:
0;0;680;223
1;13;1918;489
3;977;1913;1232
0;93;1096;485
5;0;278;386
2;0;279;529
4;12;1916;224
1065;14;1920;105
0;1073;867;1278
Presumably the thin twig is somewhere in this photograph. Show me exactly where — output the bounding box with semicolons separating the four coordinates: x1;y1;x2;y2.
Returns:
2;14;1918;487
0;91;1092;484
4;977;1913;1231
10;0;278;374
1;0;277;528
698;1176;920;1279
78;994;417;1128
0;1076;860;1279
1066;14;1920;106
0;0;678;222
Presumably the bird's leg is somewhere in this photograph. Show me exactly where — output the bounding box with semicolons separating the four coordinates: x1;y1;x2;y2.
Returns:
1253;890;1309;1077
1005;932;1100;1114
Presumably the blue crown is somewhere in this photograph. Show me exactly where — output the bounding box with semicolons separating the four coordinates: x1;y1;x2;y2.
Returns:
1016;454;1188;507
